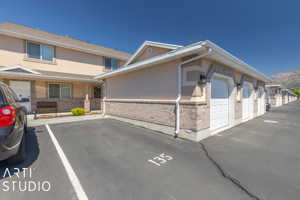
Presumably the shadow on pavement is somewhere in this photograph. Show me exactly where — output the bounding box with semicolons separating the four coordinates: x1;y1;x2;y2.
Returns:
0;127;40;179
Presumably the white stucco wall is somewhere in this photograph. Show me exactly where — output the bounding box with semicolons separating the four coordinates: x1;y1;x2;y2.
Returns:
106;60;179;100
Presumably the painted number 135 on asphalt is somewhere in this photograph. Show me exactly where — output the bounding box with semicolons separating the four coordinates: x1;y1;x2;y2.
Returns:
148;153;173;166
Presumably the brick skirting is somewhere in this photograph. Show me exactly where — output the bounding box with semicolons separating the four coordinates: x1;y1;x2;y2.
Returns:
105;101;209;132
32;98;102;112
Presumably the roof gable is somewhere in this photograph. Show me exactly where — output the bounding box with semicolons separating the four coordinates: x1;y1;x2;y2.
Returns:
0;65;40;74
124;41;182;66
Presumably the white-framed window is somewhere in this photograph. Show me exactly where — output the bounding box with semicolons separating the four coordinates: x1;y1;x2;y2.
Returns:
27;41;54;61
104;58;119;70
48;83;72;99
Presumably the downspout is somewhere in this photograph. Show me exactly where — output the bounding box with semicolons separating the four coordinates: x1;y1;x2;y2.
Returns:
174;47;212;138
175;64;182;138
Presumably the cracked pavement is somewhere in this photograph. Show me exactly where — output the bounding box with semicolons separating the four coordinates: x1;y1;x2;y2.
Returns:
202;101;300;200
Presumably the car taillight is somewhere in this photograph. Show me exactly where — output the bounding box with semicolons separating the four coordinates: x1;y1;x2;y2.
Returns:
0;106;16;128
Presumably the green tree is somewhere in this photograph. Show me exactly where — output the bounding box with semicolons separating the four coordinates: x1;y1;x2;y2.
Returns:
291;89;300;97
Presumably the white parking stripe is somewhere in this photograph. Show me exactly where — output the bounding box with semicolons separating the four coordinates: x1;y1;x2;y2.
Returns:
264;120;278;124
45;124;89;200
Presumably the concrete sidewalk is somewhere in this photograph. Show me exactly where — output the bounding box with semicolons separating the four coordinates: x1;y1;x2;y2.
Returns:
28;114;105;127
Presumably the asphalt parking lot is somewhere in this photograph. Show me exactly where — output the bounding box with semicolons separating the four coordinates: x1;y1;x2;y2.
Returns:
202;100;300;200
0;101;299;200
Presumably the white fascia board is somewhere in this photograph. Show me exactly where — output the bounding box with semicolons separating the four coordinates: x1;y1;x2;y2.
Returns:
95;40;271;83
0;29;129;60
95;42;205;79
0;71;102;83
266;84;282;88
205;40;271;82
145;41;183;49
0;64;41;74
124;41;182;66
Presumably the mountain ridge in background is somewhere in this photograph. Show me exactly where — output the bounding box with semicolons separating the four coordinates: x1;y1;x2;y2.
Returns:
271;69;300;89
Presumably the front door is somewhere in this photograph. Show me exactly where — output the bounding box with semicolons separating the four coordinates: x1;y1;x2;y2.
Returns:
9;81;31;113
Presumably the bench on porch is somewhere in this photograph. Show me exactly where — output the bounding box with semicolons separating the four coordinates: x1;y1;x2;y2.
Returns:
34;101;58;118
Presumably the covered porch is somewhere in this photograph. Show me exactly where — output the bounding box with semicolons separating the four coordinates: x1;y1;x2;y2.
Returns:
0;64;103;113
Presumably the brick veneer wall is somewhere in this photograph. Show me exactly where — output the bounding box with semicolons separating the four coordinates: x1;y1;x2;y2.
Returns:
105;101;210;131
180;104;209;131
106;101;176;127
32;98;101;112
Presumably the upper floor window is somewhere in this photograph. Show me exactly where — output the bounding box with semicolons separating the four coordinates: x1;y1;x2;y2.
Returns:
104;58;119;70
27;42;54;62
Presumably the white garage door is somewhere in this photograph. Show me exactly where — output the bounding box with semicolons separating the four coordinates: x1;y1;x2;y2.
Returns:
257;87;265;115
210;78;229;130
9;81;31;112
242;82;254;120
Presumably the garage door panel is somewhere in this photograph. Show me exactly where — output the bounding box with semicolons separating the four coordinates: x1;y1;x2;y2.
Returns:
9;81;31;112
242;82;254;120
210;78;229;130
257;87;265;115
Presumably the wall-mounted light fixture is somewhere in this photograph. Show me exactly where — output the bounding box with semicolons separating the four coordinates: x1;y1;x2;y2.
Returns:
236;82;242;101
198;73;207;85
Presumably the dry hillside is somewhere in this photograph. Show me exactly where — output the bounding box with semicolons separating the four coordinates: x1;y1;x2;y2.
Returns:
271;69;300;89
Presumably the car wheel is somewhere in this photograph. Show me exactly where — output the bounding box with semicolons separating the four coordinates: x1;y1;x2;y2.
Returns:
7;128;26;164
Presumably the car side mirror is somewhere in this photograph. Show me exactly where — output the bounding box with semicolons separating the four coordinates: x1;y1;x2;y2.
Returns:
17;98;30;103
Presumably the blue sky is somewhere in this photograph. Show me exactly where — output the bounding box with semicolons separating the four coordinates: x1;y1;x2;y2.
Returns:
1;0;299;75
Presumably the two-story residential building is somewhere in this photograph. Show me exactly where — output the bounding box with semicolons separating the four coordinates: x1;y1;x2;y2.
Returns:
0;22;280;141
0;22;131;113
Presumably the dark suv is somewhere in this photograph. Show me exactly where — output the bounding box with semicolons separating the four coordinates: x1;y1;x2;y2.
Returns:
0;82;27;164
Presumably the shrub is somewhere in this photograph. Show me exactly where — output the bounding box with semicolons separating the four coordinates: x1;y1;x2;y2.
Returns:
291;89;300;97
71;108;85;116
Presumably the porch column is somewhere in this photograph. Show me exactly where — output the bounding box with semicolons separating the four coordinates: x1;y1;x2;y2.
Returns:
84;84;91;112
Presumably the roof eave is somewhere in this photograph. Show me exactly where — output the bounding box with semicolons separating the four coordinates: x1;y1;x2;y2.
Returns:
95;42;205;79
266;84;282;88
204;40;271;83
95;40;271;83
0;29;130;61
0;71;103;83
